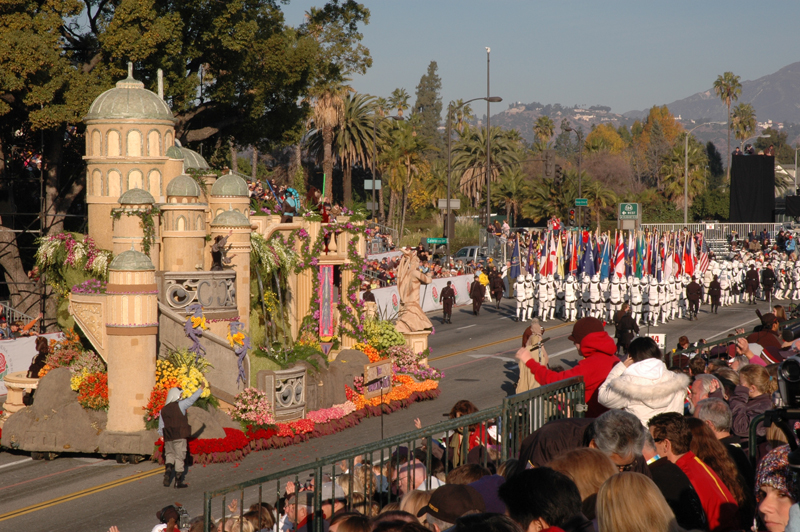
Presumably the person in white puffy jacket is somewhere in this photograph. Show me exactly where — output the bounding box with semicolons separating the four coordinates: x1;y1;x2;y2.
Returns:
597;336;689;426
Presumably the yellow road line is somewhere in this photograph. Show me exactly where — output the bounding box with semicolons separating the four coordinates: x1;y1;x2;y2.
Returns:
430;321;571;362
0;466;164;522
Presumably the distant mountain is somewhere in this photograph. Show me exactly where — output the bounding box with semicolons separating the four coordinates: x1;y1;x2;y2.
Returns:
624;62;800;123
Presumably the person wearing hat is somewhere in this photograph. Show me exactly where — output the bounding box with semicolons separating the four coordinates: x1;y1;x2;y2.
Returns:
361;283;376;303
755;445;797;532
746;264;760;304
441;280;456;324
417;484;486;532
762;264;777;303
470;275;486;316
747;313;782;350
515;317;619;417
686;276;702;320
159;384;204;488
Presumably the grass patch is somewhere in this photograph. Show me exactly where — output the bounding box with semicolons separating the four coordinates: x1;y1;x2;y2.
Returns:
248;353;282;387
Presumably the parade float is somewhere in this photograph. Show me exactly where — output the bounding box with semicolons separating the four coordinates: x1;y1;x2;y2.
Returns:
0;65;442;463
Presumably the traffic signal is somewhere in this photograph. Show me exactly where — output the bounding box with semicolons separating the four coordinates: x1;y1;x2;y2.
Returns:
568;209;576;226
544;149;555;178
554;164;563;188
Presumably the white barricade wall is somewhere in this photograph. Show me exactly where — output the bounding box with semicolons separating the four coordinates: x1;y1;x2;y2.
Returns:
0;333;65;395
362;275;475;320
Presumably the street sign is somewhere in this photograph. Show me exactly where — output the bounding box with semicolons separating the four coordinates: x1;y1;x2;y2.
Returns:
365;202;378;211
437;199;461;210
575;198;588;207
619;203;639;220
364;180;382;191
646;333;666;350
427;237;448;245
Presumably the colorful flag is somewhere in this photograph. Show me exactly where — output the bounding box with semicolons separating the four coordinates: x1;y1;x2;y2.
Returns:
698;234;710;273
510;237;521;279
582;236;596;277
614;231;626;278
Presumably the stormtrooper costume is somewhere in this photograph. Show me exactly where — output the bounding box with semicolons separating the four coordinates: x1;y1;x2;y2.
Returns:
580;274;591;319
793;265;800;300
590;275;603;319
538;276;551;321
514;275;526;322
546;275;557;321
679;274;689;318
658;279;669;324
630;278;643;325
702;266;714;304
648;278;660;326
525;274;536;321
599;277;611;322
609;277;622;322
564;275;578;322
555;275;565;318
720;269;731;306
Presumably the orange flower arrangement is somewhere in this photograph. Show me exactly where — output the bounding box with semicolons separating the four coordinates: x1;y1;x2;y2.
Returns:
346;378;440;409
354;343;381;363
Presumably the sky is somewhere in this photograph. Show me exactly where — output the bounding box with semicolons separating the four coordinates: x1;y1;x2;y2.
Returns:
281;0;800;116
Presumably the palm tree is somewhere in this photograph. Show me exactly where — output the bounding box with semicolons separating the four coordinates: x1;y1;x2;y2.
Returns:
491;168;530;226
522;174;577;223
451;126;521;207
379;121;427;238
424;159;448;209
375;97;391;117
660;138;708;210
731;103;757;149
337;93;376;208
309;82;348;200
582;177;617;229
450;99;474;133
713;71;742;178
389;88;410;117
533;116;555;143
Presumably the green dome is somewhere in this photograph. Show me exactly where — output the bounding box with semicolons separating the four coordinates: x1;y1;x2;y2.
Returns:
166;175;201;197
211;209;250;228
211;174;248;197
109;249;155;271
118;188;155;205
85;71;174;122
166;146;210;170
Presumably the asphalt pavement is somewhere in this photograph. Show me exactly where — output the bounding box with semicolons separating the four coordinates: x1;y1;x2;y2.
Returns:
0;299;770;531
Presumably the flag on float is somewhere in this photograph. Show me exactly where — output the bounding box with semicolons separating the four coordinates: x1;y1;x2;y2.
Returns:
698;234;710;273
614;231;626;278
510;237;521;280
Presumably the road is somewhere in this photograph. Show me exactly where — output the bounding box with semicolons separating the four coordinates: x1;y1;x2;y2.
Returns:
0;300;767;531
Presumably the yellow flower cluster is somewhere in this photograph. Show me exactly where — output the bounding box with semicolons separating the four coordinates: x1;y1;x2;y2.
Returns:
70;368;91;391
178;366;210;399
191;316;208;330
227;330;245;348
156;359;181;388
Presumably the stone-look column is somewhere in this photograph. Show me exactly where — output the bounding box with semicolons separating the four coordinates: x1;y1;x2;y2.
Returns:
104;250;158;433
210;210;252;330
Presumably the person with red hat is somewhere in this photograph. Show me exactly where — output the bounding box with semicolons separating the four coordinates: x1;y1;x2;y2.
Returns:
516;317;619;417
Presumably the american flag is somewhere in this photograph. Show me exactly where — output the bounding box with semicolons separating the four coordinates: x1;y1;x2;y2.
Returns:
698;234;710;273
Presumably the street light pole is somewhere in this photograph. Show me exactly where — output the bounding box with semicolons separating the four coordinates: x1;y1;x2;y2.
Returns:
446;96;502;264
795;144;799;195
371;114;403;222
563;126;583;226
485;47;492;233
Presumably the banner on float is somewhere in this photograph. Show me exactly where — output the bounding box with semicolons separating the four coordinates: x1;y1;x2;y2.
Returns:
362;275;475;319
0;333;65;395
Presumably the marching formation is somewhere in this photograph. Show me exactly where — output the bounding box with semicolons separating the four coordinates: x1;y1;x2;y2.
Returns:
497;228;799;325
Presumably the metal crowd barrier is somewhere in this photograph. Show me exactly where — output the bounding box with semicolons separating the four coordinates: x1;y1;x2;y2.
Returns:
202;376;585;532
0;301;36;326
641;222;790;240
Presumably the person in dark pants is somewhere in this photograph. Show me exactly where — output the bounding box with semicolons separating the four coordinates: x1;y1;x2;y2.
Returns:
490;270;505;309
470;277;485;316
762;264;776;303
708;275;721;314
441;281;455;324
615;303;639;355
159;384;204;488
686;277;702;320
745;264;759;304
361;284;376;303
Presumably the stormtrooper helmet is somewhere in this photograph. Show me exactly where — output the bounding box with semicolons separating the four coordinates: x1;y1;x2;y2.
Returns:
567;275;575;283
525;274;532;282
591;274;600;283
517;275;525;283
632;277;640;286
612;276;619;284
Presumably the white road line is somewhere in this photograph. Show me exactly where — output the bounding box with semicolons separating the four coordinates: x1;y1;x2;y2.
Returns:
457;324;476;330
466;354;517;362
549;346;578;358
705;317;761;341
0;457;32;471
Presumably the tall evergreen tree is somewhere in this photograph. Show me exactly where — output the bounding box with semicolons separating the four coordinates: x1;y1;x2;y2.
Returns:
412;61;443;153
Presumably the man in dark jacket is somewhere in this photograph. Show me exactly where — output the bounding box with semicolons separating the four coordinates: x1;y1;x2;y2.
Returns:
615;303;639;354
686;277;702;320
761;264;776;302
362;284;376;303
159;384;204;488
490;270;505;309
708;275;721;314
745;264;760;304
441;281;456;324
470;277;485;316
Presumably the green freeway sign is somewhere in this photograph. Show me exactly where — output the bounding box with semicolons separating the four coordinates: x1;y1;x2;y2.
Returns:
619;203;639;220
575;198;588;207
427;238;448;245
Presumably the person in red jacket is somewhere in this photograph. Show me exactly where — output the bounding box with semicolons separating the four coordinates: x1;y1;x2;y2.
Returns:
648;412;741;532
516;317;619;418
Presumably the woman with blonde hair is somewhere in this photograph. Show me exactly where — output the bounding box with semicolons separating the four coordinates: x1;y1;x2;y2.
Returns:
596;472;683;532
547;447;618;520
399;489;432;523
